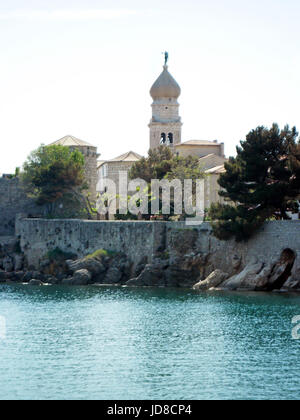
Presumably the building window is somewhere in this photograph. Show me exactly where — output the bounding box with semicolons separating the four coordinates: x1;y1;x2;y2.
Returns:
103;164;108;177
168;133;173;144
160;133;166;144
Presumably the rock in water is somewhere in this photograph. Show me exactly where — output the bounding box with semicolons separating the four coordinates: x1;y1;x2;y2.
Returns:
29;279;44;286
66;258;105;276
220;260;265;291
104;267;123;284
70;269;92;285
193;270;229;290
127;265;163;287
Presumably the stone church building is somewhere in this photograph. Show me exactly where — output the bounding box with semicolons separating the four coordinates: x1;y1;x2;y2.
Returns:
96;59;227;210
43;59;227;211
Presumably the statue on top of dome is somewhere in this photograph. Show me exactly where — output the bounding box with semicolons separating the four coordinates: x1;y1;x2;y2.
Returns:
163;51;169;66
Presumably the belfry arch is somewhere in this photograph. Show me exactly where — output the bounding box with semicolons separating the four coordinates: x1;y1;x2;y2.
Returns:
168;133;173;145
160;133;166;144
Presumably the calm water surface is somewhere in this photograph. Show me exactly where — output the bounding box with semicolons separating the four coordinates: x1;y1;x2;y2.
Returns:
0;284;299;400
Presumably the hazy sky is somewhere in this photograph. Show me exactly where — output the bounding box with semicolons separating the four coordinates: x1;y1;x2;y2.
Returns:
1;0;300;173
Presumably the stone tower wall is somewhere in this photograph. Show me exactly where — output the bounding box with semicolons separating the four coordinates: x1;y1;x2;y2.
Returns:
149;97;182;149
69;145;98;203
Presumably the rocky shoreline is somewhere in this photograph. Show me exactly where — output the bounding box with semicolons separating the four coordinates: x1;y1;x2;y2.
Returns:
1;237;299;292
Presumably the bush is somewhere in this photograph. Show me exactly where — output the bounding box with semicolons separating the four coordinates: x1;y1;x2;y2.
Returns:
46;247;76;262
84;249;116;260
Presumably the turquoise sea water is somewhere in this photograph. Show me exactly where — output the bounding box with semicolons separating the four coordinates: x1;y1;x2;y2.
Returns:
0;284;299;400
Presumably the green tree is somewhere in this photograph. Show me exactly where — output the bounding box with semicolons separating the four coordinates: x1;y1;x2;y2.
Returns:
209;124;300;241
128;146;205;220
22;144;92;217
129;146;174;182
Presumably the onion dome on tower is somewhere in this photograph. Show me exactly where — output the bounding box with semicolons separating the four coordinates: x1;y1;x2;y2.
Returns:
150;65;181;100
149;52;182;149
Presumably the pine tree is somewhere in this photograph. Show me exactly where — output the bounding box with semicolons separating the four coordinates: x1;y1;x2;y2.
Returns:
209;124;300;241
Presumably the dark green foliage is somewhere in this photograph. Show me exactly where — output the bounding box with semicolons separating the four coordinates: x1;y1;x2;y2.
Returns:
22;144;86;205
130;146;174;183
209;203;268;242
46;247;76;262
84;249;116;260
209;124;300;241
115;209;138;221
129;146;205;220
21;144;95;218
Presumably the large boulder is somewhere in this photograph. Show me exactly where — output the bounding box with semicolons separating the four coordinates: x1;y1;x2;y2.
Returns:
266;249;297;290
127;264;165;287
164;266;197;288
126;256;201;288
193;270;228;291
219;250;297;291
66;258;105;276
43;275;60;285
69;269;92;285
29;279;44;286
104;267;123;284
282;256;300;290
220;260;265;291
22;271;44;283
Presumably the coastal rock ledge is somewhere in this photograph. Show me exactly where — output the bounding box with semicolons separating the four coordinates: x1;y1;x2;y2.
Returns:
193;249;299;292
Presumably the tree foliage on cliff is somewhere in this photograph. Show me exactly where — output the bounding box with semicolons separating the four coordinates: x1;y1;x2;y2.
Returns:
21;144;90;216
209;124;300;241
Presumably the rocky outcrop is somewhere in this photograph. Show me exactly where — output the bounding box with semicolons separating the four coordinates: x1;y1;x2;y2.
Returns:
126;254;205;288
66;258;105;276
127;263;165;287
29;279;44;286
64;269;92;286
209;249;298;292
193;270;229;291
219;260;266;291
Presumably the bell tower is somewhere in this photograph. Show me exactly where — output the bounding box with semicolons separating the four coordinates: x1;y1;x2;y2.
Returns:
149;53;182;149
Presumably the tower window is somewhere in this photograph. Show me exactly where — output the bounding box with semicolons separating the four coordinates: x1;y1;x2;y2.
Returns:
168;133;173;144
160;133;166;144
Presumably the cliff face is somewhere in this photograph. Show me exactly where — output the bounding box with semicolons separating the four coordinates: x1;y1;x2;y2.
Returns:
11;219;300;291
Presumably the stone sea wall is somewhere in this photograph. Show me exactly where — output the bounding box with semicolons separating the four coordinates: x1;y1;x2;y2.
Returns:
16;219;166;268
16;219;300;284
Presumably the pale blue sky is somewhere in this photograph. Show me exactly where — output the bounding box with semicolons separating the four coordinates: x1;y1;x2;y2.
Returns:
1;0;300;173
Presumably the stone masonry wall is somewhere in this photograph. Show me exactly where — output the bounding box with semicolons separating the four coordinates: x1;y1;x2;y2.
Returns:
16;219;166;268
16;218;300;282
68;145;98;203
0;178;42;236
